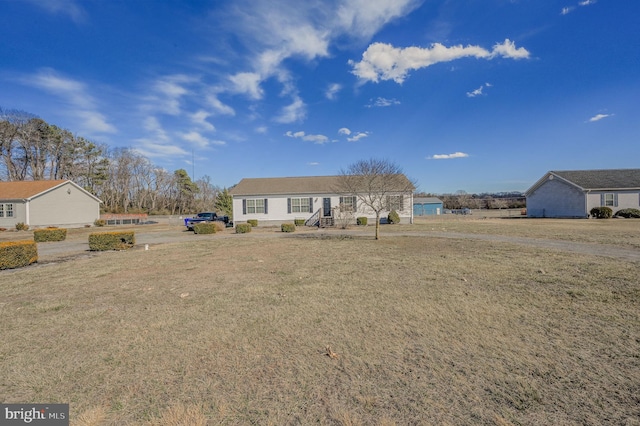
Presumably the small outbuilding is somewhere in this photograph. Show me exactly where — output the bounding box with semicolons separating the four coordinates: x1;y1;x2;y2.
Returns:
525;169;640;218
413;197;443;216
0;180;102;228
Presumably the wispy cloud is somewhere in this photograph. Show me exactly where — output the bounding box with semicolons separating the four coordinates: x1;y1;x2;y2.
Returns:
190;110;215;131
350;39;529;84
23;68;116;134
23;0;87;23
274;96;306;123
427;152;469;160
579;0;596;6
325;83;342;100
365;97;400;108
588;113;613;122
561;6;575;15
338;127;351;136
285;130;329;144
466;82;492;98
347;132;369;142
134;140;190;159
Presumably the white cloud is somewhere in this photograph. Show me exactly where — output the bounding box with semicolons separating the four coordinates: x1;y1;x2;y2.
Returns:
561;6;575;15
285;130;329;144
24;68;116;134
338;127;351;135
274;96;306;123
579;0;596;6
325;83;342;100
466;82;491;98
365;97;400;107
588;113;613;122
347;132;369;142
134;139;190;159
206;94;235;116
180;131;212;148
23;0;87;23
308;162;320;166
190;110;215;131
350;39;530;84
255;126;268;134
228;72;264;100
427;152;469;160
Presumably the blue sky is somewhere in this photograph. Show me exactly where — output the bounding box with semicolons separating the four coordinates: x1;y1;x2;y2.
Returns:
1;0;638;193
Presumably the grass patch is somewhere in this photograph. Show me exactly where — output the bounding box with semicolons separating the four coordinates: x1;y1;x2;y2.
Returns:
1;228;639;424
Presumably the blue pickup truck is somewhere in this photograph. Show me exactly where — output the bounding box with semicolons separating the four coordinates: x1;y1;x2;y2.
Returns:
184;212;232;230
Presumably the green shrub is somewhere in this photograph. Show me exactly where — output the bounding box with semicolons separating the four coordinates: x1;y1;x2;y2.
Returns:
236;223;252;234
0;240;38;270
615;208;640;218
33;228;67;242
247;219;258;227
387;210;400;224
88;231;135;251
281;223;296;233
193;222;217;234
94;219;106;227
15;222;29;231
356;216;368;226
294;218;305;226
590;207;613;219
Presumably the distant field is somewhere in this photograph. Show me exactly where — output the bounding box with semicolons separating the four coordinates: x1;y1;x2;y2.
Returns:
1;216;639;424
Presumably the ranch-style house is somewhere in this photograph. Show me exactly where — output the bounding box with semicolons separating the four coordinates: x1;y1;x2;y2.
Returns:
229;175;415;226
525;169;640;218
0;180;102;228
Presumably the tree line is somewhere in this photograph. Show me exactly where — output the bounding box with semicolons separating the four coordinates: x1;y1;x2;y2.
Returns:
418;191;526;210
0;108;232;216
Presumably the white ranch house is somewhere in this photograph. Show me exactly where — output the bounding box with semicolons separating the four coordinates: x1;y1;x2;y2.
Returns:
525;169;640;218
229;175;415;226
0;180;102;228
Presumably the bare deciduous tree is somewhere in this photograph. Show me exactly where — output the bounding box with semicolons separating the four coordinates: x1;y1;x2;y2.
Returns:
336;158;416;240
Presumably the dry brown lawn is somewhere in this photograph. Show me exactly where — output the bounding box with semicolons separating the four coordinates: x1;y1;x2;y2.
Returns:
1;217;639;425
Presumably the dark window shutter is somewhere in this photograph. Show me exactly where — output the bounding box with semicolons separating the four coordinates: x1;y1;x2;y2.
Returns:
352;196;357;212
339;196;344;205
614;193;618;207
287;198;291;214
600;194;604;206
309;197;313;213
264;199;268;214
242;199;246;215
399;195;404;210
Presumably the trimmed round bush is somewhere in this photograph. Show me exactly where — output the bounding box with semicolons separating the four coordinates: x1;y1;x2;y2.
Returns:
247;219;258;227
294;218;305;226
236;223;252;234
193;222;217;234
94;219;106;227
356;217;368;226
387;210;400;224
615;208;640;218
281;223;296;233
590;207;613;219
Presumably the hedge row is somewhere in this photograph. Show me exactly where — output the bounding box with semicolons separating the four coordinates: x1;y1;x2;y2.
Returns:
590;207;613;219
193;222;217;234
615;208;640;218
0;240;38;270
88;231;135;251
33;227;67;242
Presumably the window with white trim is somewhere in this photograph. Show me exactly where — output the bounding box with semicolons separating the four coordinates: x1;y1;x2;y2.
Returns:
339;196;357;212
386;195;404;211
290;197;311;213
604;193;615;207
0;203;13;218
246;199;265;214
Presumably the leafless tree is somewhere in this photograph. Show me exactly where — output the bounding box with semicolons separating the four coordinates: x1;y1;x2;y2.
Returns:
336;158;416;240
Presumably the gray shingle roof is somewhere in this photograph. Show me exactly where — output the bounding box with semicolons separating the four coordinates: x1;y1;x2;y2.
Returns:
229;175;414;196
552;169;640;190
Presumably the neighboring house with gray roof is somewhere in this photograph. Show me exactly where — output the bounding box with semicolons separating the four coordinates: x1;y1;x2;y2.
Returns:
525;169;640;218
229;175;414;226
0;180;102;228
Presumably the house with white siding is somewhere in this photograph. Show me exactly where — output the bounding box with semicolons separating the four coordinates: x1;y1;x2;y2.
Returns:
229;175;414;226
0;180;102;228
525;169;640;218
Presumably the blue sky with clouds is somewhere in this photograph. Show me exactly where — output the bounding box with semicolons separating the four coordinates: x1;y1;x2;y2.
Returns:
1;0;638;193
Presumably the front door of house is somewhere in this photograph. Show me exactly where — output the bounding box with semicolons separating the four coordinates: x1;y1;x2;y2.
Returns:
323;198;331;216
